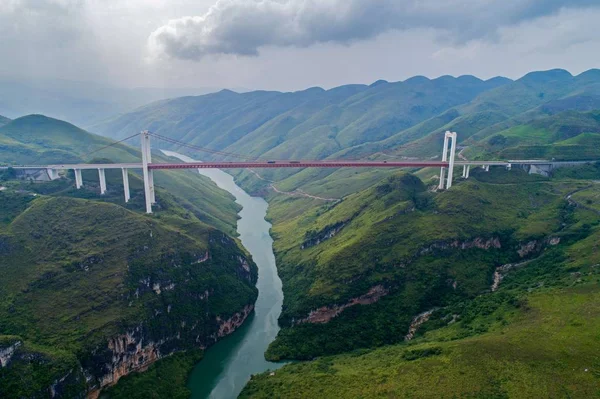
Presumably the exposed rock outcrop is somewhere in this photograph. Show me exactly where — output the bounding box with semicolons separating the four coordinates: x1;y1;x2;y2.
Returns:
86;304;255;397
296;285;388;324
517;236;560;258
492;260;535;291
215;304;254;337
0;341;21;367
301;222;347;249
405;309;437;341
237;256;253;282
419;237;501;256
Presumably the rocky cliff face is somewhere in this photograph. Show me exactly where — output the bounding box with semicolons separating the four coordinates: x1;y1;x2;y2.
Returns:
292;235;561;329
0;341;20;367
86;303;255;397
295;285;389;324
301;221;347;249
418;237;502;256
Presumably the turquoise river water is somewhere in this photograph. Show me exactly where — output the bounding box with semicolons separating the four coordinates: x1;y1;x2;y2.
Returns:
162;151;285;399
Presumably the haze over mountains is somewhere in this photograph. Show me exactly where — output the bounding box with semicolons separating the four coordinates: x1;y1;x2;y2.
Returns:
0;78;228;127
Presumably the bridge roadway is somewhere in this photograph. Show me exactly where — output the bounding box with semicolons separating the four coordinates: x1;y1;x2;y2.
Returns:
3;159;586;171
2;158;597;214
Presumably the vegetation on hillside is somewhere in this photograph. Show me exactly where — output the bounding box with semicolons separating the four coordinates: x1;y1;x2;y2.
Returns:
0;114;241;234
261;167;591;361
0;115;257;397
241;199;600;398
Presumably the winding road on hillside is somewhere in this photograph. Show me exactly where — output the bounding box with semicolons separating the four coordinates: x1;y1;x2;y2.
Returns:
247;168;340;202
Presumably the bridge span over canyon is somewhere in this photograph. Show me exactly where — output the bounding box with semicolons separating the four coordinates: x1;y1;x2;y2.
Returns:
1;131;596;214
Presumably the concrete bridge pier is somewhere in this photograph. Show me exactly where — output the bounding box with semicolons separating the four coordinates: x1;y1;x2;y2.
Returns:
98;168;107;195
47;168;59;180
121;168;130;203
484;165;490;172
74;168;83;189
462;164;471;178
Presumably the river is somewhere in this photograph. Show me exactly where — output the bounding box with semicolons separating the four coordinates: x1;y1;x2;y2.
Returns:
161;150;285;399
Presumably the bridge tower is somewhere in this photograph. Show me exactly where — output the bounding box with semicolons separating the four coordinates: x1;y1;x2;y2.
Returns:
438;131;458;189
141;130;155;214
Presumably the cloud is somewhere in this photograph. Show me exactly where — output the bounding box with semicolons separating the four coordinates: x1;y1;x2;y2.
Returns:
147;0;600;61
0;0;84;45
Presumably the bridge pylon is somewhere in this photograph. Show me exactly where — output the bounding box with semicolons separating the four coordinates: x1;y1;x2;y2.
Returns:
439;131;458;190
141;130;155;214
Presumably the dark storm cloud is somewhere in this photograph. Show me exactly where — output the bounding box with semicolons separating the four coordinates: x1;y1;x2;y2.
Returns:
148;0;600;60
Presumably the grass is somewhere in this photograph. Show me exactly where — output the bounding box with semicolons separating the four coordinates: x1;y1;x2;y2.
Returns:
0;186;258;396
572;185;600;212
0;116;257;396
257;165;593;362
242;233;600;398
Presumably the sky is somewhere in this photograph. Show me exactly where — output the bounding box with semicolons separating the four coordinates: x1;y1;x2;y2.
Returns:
1;0;600;91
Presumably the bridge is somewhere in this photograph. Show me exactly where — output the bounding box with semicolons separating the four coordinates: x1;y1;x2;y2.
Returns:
1;131;596;214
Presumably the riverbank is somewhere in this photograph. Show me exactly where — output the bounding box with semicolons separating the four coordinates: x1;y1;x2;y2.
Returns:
162;151;286;399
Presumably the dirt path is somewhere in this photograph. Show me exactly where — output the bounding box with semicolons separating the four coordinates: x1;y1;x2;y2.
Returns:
248;168;340;202
565;182;600;215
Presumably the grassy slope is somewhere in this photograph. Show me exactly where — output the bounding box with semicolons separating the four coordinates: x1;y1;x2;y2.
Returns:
241;200;600;398
464;110;600;161
261;166;592;361
91;75;506;169
242;284;600;398
0;114;240;234
0;187;257;397
0;115;258;396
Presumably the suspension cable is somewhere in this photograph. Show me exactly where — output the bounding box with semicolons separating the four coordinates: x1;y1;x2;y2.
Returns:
82;133;140;159
149;132;266;161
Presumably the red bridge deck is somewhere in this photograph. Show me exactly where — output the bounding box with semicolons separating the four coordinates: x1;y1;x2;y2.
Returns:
148;161;449;169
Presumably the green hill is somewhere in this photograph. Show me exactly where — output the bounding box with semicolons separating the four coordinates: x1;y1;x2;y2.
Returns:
260;168;590;361
241;169;600;398
465;110;600;161
0;114;260;397
0;115;9;127
91;75;509;163
0;192;257;397
0;114;139;165
0;114;240;234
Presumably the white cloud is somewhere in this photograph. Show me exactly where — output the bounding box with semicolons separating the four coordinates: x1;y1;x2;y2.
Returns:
1;0;600;91
147;0;600;61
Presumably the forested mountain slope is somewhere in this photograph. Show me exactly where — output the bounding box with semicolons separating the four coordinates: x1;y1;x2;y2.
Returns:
91;69;600;194
242;165;600;398
0;115;257;397
92;75;510;162
0;114;240;234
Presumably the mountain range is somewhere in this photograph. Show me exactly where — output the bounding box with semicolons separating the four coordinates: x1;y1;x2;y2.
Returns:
2;68;600;398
